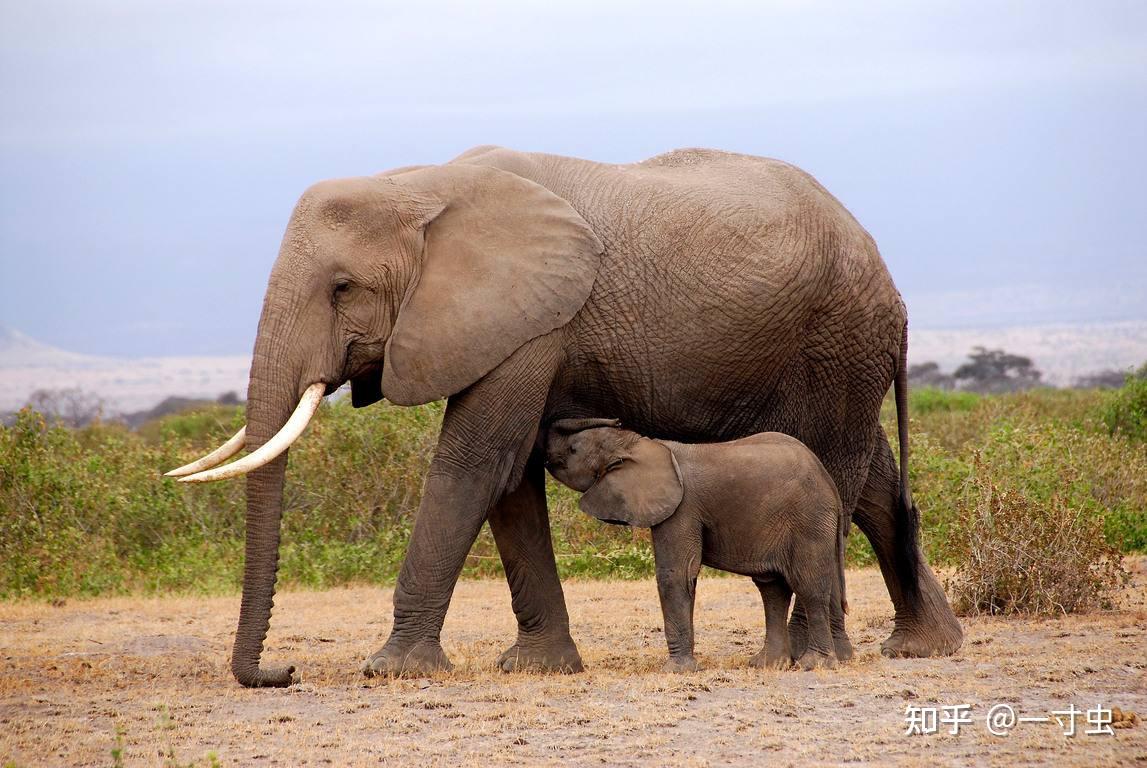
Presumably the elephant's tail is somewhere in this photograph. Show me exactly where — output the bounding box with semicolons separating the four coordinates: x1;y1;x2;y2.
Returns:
837;505;849;615
893;321;921;597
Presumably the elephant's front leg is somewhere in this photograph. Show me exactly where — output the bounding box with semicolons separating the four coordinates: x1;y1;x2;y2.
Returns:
489;452;582;673
361;466;497;676
652;520;703;672
362;336;561;677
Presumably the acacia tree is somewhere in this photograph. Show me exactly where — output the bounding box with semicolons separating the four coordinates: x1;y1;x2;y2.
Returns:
954;347;1043;394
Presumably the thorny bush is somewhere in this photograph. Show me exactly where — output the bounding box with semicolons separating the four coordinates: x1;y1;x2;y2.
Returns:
945;457;1129;616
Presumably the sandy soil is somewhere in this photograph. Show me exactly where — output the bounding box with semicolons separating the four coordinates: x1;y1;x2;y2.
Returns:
2;564;1144;767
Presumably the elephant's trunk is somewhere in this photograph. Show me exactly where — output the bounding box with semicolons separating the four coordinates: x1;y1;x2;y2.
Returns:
230;324;303;688
232;454;296;687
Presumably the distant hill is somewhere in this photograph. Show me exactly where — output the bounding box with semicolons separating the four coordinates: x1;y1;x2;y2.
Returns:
0;325;100;369
0;325;250;413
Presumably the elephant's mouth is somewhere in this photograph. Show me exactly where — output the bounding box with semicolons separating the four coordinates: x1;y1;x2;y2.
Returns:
600;519;630;527
348;364;384;408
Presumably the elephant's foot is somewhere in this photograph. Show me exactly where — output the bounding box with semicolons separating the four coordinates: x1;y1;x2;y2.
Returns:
796;650;837;671
361;639;453;678
833;632;855;663
661;655;700;673
880;621;962;658
749;647;792;670
497;636;584;674
881;591;964;658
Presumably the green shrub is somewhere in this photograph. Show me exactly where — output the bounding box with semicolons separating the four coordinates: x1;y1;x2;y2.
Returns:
1101;363;1147;441
0;399;666;599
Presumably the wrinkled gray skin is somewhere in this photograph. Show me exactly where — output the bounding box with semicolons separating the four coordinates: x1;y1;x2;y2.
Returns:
545;420;851;672
228;145;962;687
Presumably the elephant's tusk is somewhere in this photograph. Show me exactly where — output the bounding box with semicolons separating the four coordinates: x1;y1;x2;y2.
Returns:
177;383;326;483
164;427;247;477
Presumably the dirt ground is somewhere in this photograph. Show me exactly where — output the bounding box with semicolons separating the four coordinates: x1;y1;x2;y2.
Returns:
2;562;1144;767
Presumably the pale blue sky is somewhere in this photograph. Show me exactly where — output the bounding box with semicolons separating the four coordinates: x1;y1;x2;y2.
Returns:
1;1;1145;356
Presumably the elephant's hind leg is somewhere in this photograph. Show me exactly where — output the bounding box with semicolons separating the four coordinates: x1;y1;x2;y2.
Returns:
853;433;962;658
489;452;583;673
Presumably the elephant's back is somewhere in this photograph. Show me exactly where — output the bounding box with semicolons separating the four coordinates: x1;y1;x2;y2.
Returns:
456;145;882;286
671;434;840;559
561;152;902;437
624;148;885;275
634;147;829;204
693;432;839;497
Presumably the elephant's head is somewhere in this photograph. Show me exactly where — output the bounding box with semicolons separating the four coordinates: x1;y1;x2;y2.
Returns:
544;418;684;528
167;162;603;687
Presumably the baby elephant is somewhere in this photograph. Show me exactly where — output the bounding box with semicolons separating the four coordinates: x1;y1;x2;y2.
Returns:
545;418;849;672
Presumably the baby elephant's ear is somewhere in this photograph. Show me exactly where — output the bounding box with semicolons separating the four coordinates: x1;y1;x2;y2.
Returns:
579;439;683;528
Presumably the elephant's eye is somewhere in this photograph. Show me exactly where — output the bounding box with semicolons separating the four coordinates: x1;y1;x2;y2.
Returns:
332;280;351;299
569;446;577;454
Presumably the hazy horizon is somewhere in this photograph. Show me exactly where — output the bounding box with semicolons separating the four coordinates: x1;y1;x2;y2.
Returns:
2;1;1146;357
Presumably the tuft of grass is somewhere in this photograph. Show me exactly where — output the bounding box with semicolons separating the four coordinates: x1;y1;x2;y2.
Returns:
944;457;1129;616
111;724;126;768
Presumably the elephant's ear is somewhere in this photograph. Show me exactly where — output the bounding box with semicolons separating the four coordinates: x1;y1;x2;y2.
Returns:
579;439;684;528
381;164;603;406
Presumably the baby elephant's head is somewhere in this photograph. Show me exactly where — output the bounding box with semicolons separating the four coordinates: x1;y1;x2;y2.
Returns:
544;418;684;528
544;418;627;492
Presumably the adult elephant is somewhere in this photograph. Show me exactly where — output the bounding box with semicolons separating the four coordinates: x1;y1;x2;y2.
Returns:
169;146;962;687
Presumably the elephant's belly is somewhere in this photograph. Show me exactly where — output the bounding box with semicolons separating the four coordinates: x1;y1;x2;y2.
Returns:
698;528;783;579
553;334;809;443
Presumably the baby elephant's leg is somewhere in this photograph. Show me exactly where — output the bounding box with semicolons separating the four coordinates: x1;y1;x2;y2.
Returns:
789;557;844;669
652;520;703;672
830;592;854;662
750;576;793;669
792;588;837;670
790;594;852;661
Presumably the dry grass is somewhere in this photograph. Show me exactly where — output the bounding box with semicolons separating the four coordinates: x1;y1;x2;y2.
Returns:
946;458;1130;616
2;562;1145;767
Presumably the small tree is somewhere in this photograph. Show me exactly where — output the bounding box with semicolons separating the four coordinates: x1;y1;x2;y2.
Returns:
24;388;106;428
954;347;1043;394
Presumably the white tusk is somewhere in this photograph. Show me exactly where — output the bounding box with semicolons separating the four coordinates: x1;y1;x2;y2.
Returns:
177;383;326;483
164;427;247;477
